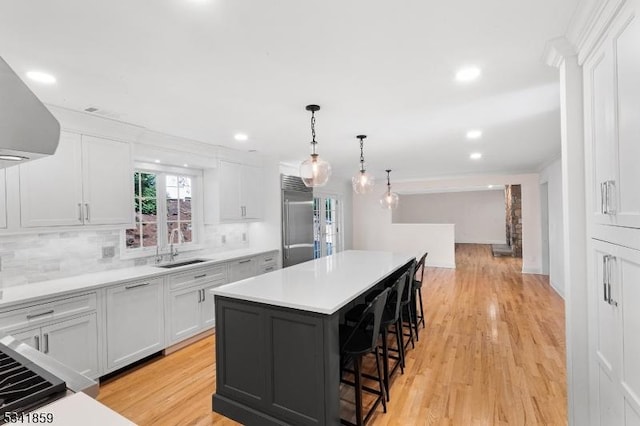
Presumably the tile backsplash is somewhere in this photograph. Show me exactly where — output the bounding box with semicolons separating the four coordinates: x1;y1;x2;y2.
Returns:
0;224;249;287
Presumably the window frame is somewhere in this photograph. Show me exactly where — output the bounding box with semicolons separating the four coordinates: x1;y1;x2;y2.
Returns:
121;162;204;259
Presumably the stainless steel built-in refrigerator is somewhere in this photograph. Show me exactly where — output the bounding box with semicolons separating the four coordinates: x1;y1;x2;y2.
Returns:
281;175;315;268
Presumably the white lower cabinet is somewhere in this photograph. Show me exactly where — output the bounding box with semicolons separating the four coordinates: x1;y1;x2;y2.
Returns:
228;257;257;282
11;314;99;379
591;239;640;424
166;267;226;345
106;278;164;371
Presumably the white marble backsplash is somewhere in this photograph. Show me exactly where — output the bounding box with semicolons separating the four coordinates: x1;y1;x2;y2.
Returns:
0;224;249;287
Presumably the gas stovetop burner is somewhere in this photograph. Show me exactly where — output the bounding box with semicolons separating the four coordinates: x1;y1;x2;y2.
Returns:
0;343;66;416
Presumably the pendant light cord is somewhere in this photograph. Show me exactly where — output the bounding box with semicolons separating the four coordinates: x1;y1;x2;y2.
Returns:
386;169;392;192
359;137;365;172
310;111;317;156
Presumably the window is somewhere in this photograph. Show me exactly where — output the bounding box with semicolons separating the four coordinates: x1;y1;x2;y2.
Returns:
126;169;196;251
313;194;342;258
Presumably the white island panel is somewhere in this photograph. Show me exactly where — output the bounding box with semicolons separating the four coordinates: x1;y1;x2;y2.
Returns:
212;250;414;315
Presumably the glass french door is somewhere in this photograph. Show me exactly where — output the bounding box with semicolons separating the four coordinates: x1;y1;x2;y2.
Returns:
313;195;342;258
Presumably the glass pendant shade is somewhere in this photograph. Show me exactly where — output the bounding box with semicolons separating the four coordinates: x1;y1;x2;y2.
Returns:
380;190;399;209
300;104;331;187
380;169;399;209
352;170;375;194
300;154;331;187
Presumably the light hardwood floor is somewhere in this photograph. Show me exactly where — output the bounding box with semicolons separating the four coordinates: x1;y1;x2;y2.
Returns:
98;244;567;425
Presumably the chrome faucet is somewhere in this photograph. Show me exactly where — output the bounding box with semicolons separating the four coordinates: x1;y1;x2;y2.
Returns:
169;228;183;262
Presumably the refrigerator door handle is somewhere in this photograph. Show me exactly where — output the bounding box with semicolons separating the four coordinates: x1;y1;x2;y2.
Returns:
284;200;290;260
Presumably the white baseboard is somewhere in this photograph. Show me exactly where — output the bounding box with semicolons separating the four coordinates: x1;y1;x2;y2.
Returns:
549;280;565;299
455;239;507;245
522;267;543;274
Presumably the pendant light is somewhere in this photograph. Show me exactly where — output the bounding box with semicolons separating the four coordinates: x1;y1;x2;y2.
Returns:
300;104;331;187
351;135;375;194
380;169;399;209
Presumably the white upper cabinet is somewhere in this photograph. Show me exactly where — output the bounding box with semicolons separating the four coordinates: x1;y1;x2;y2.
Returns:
0;169;6;229
585;3;640;230
19;132;84;227
19;131;133;228
204;160;263;223
81;135;133;225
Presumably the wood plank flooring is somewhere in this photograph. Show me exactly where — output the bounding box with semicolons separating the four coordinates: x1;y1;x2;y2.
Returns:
98;244;567;425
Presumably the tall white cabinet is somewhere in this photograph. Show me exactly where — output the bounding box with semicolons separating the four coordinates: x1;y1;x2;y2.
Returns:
19;132;133;228
0;169;6;229
583;1;640;424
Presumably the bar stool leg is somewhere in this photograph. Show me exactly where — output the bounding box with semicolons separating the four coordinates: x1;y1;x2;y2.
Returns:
381;327;390;401
354;356;363;426
375;349;387;413
417;288;425;328
406;305;415;349
395;319;405;373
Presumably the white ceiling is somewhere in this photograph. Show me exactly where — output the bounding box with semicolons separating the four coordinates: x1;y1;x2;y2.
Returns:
0;0;579;180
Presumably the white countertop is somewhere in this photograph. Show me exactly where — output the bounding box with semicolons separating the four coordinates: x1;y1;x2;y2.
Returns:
0;247;278;309
212;250;414;315
32;392;136;426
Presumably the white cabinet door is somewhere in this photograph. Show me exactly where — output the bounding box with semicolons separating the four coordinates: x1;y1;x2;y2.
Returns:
591;239;640;424
168;286;201;344
81;135;133;225
218;161;242;221
228;258;256;283
42;314;99;378
241;165;262;220
19;132;84;227
0;169;6;229
106;278;164;371
200;283;217;329
610;5;640;229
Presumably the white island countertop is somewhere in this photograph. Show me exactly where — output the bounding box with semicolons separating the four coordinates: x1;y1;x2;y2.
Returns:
212;250;415;315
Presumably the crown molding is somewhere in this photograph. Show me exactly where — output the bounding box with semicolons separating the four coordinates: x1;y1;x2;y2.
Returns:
565;0;627;64
543;37;578;68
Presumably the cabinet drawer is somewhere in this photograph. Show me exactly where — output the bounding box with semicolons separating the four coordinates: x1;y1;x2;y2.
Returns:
0;293;97;332
168;265;227;291
258;252;278;266
259;264;278;274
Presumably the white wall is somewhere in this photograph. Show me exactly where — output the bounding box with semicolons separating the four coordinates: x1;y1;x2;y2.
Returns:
352;186;455;268
539;158;565;297
353;173;543;273
393;190;506;244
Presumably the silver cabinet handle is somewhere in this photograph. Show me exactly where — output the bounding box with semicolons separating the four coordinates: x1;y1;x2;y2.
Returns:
34;335;40;351
603;255;608;302
238;259;252;264
194;274;207;279
78;203;83;222
608;255;618;306
27;310;54;320
85;203;90;222
601;182;607;214
202;289;206;302
43;333;49;354
265;266;274;272
125;282;150;290
197;288;202;303
606;180;616;215
264;258;273;262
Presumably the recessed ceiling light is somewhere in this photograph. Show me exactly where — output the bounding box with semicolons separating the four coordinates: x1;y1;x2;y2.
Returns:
183;164;189;167
466;130;482;139
234;133;249;142
488;185;494;189
455;66;481;83
470;153;482;160
154;159;161;164
26;71;57;85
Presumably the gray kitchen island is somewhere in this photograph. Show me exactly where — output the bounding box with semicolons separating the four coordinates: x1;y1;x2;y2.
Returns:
211;250;415;426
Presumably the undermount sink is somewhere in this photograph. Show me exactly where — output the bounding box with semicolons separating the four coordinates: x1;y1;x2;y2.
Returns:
155;259;210;269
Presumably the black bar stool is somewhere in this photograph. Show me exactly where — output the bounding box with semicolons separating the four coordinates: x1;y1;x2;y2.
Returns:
399;260;417;351
414;252;428;332
344;272;407;401
339;288;390;426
